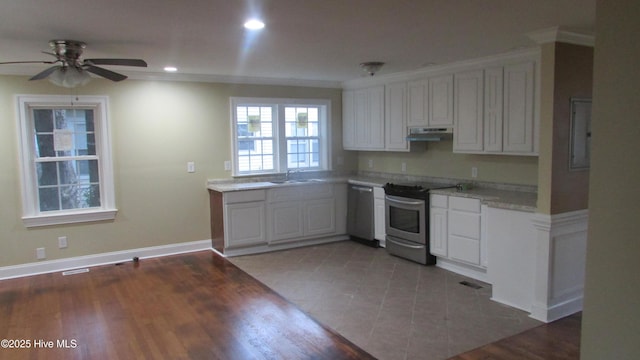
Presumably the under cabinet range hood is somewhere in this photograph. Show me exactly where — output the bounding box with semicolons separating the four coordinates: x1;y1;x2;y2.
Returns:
406;127;453;142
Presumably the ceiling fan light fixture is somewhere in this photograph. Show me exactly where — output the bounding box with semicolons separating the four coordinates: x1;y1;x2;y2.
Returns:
48;67;92;88
360;61;385;76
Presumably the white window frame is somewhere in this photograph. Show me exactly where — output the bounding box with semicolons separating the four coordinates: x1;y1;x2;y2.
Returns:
230;97;331;177
16;95;117;227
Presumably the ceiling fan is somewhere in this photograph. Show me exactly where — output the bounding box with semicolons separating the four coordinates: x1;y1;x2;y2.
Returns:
0;39;147;87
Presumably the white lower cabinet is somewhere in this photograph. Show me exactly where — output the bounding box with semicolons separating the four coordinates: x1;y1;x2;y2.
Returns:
267;184;337;244
223;190;267;249
269;201;304;241
429;194;448;257
373;186;386;246
430;194;486;269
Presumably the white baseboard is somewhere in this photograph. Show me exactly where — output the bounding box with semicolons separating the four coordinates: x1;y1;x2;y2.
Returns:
0;239;212;280
531;295;584;322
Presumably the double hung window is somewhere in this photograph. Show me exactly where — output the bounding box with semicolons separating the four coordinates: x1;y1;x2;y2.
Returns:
231;98;330;176
16;95;117;227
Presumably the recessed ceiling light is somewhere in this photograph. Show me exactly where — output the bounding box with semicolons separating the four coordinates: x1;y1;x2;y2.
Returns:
244;19;265;30
164;66;178;72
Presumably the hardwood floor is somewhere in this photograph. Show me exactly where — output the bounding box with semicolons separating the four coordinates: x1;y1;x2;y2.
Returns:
448;312;581;360
0;249;582;360
0;251;374;360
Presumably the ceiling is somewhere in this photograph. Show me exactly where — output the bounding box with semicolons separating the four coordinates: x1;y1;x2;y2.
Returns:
0;0;595;87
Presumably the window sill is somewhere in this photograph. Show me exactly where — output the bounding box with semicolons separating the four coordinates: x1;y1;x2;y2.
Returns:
22;209;118;228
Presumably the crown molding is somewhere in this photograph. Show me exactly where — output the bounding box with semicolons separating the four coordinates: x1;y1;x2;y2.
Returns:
527;26;595;47
0;67;342;89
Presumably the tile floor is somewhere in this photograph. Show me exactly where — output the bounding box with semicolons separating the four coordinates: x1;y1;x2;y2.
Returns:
229;241;542;360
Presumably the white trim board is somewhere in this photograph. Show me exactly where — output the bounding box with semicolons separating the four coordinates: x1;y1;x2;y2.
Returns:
0;239;212;281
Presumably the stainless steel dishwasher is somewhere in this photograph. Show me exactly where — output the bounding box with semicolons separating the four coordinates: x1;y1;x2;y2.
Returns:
347;184;378;247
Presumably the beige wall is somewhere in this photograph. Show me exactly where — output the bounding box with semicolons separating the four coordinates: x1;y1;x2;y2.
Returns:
0;75;347;267
582;0;640;358
356;141;539;185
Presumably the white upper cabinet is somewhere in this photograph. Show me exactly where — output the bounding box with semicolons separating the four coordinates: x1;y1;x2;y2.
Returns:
385;81;409;151
503;61;535;154
343;50;538;155
429;74;455;127
453;70;484;152
453;60;537;156
407;79;428;127
407;74;454;128
343;86;385;150
484;67;504;152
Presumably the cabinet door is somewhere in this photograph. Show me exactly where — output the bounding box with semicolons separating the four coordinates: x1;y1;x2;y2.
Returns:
503;61;535;153
353;86;385;150
225;202;266;248
385;82;409;151
430;206;448;257
304;198;336;237
429;74;454;127
484;67;504;152
268;201;303;242
453;70;484;152
374;187;386;243
407;79;428;127
368;86;386;149
342;90;356;149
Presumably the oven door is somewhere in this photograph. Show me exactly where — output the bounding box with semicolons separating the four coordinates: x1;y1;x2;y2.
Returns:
385;195;426;244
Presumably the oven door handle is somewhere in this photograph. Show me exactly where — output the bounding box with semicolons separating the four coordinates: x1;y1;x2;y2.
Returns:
385;195;424;206
386;236;425;249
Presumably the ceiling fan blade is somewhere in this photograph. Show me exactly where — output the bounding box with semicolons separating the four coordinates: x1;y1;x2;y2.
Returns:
29;66;60;80
0;60;56;65
85;58;147;67
84;65;127;82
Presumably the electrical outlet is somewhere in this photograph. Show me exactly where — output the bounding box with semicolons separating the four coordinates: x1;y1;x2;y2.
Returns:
336;156;344;166
471;167;478;178
401;162;407;172
58;236;68;249
187;161;196;173
36;247;46;260
368;159;374;168
224;160;231;171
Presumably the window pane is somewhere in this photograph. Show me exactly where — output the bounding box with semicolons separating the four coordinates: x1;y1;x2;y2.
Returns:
36;162;58;186
34;109;54;132
33;108;96;158
35;134;55;157
60;184;101;210
39;187;59;211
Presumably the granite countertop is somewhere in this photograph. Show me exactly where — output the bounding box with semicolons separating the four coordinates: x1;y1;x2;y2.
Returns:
207;176;537;212
430;187;537;212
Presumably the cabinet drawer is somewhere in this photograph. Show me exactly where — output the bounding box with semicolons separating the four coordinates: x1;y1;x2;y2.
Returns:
449;235;481;265
268;187;302;202
303;184;334;199
449;196;481;213
430;194;448;208
224;190;266;204
449;211;481;239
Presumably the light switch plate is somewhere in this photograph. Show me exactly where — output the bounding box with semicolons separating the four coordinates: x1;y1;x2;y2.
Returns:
187;161;196;173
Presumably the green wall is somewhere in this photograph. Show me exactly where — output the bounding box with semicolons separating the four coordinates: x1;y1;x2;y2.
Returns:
0;75;347;267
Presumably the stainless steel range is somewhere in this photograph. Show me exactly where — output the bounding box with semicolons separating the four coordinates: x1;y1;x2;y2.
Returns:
383;182;455;265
